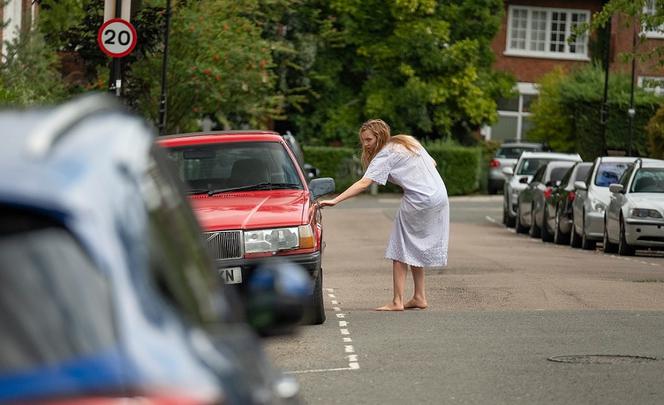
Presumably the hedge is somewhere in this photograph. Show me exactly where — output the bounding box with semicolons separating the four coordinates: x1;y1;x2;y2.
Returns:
303;144;481;196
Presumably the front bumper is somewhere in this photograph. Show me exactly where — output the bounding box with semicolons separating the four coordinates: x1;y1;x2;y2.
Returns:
624;218;664;248
585;210;605;240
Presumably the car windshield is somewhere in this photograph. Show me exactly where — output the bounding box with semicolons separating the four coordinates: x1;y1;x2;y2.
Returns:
516;158;555;175
0;210;116;373
595;162;631;187
631;168;664;193
496;146;541;159
165;141;303;194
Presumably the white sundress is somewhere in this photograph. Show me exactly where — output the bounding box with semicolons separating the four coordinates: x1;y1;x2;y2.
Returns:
363;143;449;267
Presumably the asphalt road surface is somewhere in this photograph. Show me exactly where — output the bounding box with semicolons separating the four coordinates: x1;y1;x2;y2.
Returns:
264;194;664;404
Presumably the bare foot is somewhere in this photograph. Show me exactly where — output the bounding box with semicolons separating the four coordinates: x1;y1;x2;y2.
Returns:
404;299;428;310
375;303;404;311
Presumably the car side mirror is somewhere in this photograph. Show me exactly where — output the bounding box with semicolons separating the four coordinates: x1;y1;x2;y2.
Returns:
246;261;311;337
309;177;335;199
502;167;514;176
608;183;624;194
574;181;587;191
519;177;529;184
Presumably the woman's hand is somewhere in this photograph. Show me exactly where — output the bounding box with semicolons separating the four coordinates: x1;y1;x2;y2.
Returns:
318;199;337;207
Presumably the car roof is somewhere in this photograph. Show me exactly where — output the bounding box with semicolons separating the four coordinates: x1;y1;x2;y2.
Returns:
636;158;664;168
158;130;283;146
597;156;640;163
519;151;581;160
499;142;543;148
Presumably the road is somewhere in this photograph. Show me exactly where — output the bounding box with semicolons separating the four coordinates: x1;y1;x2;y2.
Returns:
264;194;664;404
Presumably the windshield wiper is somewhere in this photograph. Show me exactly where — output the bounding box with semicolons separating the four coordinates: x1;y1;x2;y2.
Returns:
269;182;302;189
208;182;302;196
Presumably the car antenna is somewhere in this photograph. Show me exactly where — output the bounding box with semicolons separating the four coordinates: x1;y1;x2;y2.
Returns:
26;93;123;158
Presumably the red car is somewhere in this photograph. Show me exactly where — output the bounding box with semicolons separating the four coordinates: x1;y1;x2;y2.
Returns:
158;131;335;324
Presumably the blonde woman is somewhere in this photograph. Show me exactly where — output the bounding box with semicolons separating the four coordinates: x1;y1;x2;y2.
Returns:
319;119;449;311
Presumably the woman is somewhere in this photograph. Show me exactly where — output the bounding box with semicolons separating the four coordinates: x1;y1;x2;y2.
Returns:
319;119;449;311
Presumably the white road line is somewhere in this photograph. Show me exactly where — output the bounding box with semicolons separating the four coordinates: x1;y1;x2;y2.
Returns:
286;366;355;375
339;321;348;327
485;216;497;224
331;300;339;305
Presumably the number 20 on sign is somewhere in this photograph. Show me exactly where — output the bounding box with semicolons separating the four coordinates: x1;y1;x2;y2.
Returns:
97;18;137;58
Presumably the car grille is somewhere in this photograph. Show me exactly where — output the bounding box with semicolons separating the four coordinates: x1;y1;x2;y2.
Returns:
204;231;243;260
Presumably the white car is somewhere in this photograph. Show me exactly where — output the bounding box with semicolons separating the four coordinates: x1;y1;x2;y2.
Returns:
502;151;581;227
603;158;664;256
570;156;638;250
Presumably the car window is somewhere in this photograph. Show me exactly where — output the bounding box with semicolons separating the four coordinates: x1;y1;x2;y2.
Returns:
496;146;540;159
549;166;569;182
0;208;116;373
574;164;592;183
594;162;631;187
142;146;241;325
619;165;634;188
516;158;552;175
532;165;546;182
165;141;303;192
631;168;664;193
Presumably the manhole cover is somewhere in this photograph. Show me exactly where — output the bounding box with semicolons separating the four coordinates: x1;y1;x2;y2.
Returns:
548;355;658;364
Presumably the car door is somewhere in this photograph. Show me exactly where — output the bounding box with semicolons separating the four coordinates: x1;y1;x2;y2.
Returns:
607;165;634;238
573;159;597;232
520;165;545;226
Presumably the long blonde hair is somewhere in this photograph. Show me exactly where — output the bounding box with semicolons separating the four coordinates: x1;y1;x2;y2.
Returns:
359;119;422;169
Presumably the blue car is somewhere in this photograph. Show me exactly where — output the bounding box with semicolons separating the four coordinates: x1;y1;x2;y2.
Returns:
0;95;305;404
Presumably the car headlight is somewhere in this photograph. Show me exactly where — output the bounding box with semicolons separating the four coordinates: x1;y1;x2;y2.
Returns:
631;208;663;219
590;198;606;213
244;225;314;253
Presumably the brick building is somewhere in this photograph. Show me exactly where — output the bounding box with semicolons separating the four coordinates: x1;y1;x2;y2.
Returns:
486;0;664;142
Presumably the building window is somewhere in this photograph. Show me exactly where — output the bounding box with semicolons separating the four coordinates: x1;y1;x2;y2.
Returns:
485;83;537;142
643;0;664;39
506;6;590;60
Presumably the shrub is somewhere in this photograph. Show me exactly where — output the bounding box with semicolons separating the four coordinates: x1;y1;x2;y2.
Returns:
646;105;664;159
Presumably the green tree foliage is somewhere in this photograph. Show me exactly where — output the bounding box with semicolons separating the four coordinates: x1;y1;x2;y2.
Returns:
646;105;664;158
528;67;574;152
0;29;66;106
293;0;514;146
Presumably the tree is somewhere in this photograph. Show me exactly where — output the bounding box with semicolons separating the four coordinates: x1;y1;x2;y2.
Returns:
528;67;574;152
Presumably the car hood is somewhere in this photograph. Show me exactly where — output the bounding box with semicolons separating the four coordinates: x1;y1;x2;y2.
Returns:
189;190;307;231
628;194;664;208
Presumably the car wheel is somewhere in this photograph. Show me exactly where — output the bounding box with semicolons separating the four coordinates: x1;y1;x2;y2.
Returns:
504;198;516;228
602;217;617;253
306;270;326;325
553;206;569;245
541;205;553;243
580;212;596;250
502;202;508;225
515;205;528;234
570;216;581;248
529;205;541;238
617;216;635;256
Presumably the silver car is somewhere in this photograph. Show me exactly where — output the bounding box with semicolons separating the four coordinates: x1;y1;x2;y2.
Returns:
488;142;543;194
603;158;664;256
570;156;637;249
502;151;582;228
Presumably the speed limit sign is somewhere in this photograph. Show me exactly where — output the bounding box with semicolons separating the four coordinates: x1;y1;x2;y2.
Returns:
97;18;137;58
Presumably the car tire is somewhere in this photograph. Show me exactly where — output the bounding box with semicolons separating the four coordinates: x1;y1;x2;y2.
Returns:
529;205;541;238
504;199;515;228
617;216;635;256
515;205;528;234
541;205;553;243
580;212;596;250
306;270;326;325
553;206;569;245
570;216;582;248
602;217;617;253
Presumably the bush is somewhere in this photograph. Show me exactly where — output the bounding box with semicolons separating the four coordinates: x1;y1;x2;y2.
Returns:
646;105;664;159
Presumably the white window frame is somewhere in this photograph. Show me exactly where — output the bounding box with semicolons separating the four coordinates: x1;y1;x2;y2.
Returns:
487;83;538;141
638;76;664;96
643;0;664;39
505;5;591;61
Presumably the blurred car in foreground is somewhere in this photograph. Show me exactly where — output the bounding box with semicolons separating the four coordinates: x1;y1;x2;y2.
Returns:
488;141;544;194
157;131;335;325
0;95;304;404
603;158;664;256
503;151;582;227
543;162;593;244
571;156;637;249
515;160;577;239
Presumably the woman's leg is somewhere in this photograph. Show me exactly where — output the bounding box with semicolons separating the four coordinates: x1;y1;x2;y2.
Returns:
405;266;428;309
376;260;408;311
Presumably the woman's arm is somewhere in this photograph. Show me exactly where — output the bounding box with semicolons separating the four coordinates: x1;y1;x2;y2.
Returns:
319;177;373;207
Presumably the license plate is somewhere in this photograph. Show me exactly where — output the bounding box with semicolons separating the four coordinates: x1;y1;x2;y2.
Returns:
218;267;242;284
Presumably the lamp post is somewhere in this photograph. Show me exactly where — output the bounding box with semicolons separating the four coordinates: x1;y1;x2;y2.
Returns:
627;17;638;156
158;0;172;135
600;16;612;156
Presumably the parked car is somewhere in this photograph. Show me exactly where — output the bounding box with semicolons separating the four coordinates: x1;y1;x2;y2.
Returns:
515;160;577;239
158;131;335;324
571;156;638;249
502;151;582;227
488;141;544;194
0;94;305;404
543;162;593;245
603;158;664;255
